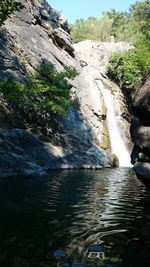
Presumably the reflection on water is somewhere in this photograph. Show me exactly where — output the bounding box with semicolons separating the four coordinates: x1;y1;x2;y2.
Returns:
0;168;149;267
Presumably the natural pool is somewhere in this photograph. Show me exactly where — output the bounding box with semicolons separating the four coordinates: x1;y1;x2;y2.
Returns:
0;168;149;267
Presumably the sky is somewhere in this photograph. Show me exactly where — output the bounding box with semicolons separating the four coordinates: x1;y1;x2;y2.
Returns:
48;0;144;23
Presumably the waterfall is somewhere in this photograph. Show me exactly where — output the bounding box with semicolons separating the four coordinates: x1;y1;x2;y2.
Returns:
97;80;131;167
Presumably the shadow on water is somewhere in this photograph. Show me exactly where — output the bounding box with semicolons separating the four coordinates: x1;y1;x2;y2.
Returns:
0;168;149;267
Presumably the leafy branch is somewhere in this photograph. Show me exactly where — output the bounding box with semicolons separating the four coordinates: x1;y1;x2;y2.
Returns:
0;0;24;25
0;64;79;117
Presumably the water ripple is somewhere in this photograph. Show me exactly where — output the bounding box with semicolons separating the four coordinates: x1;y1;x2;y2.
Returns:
0;168;149;267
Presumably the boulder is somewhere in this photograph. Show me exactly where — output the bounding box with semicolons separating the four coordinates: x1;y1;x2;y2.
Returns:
130;74;150;183
0;129;113;178
134;162;150;183
111;154;119;167
53;27;74;56
130;117;150;150
0;135;46;178
133;74;150;124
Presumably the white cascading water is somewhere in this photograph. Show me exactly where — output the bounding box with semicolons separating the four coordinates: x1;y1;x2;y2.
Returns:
97;80;131;167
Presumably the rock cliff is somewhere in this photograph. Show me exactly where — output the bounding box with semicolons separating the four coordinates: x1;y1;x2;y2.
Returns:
0;0;132;178
130;74;150;183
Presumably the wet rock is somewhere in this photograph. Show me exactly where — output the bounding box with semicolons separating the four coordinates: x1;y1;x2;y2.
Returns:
130;74;150;183
134;162;150;182
0;129;113;178
112;154;119;167
138;153;150;163
131;144;142;164
0;138;46;178
130;117;150;149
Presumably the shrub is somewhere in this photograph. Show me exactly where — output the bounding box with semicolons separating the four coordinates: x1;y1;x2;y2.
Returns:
0;0;24;25
107;39;150;96
0;64;78;117
70;17;112;43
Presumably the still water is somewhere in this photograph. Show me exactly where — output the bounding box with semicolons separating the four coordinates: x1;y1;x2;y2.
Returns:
0;168;150;267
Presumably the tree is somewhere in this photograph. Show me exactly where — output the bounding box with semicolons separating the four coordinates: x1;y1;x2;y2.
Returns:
0;0;24;25
103;9;127;38
130;0;150;42
71;16;112;43
108;39;150;96
0;64;78;117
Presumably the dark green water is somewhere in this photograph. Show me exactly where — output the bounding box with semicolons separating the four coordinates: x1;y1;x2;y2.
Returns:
0;168;150;267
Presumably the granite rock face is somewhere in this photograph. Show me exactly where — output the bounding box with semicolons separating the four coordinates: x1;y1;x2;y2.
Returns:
0;130;46;178
133;75;150;124
1;0;77;80
0;1;132;177
0;129;113;178
130;75;150;182
73;40;132;155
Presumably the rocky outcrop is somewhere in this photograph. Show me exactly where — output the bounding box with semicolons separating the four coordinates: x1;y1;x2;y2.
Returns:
74;40;133;76
0;133;45;178
0;0;77;81
130;75;150;182
0;1;133;177
133;75;150;124
74;40;132;155
0;129;113;178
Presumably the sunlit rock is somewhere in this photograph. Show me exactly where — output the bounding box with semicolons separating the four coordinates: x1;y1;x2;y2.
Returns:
111;154;119;167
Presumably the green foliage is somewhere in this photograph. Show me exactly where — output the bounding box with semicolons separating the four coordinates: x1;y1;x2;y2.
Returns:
0;64;78;116
106;1;150;99
103;9;127;39
71;17;112;43
130;0;150;41
0;0;24;25
107;39;150;95
71;0;150;44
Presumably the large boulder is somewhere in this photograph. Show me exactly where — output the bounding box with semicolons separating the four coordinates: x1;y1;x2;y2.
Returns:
0;129;113;178
0;133;46;178
130;74;150;183
130;117;150;150
133;74;150;124
133;162;150;183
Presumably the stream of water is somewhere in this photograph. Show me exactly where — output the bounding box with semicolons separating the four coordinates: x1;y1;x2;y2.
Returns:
0;168;149;267
97;80;131;167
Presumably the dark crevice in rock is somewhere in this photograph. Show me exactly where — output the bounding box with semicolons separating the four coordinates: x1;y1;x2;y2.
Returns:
53;54;66;68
